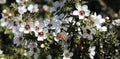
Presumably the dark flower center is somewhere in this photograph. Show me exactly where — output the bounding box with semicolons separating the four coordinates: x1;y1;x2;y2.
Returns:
86;29;91;34
35;26;39;31
79;10;85;15
65;53;69;57
48;24;52;27
19;37;22;41
38;32;44;36
25;24;30;30
13;21;17;26
5;18;8;22
33;47;37;53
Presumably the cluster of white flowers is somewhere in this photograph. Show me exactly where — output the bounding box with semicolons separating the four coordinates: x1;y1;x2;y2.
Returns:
0;0;110;59
17;0;39;15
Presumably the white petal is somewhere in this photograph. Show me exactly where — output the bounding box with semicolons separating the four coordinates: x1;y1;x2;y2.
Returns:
76;4;81;10
1;22;7;27
19;27;24;32
89;54;94;59
85;10;90;16
54;37;59;42
82;5;88;10
37;37;44;41
91;28;96;34
87;35;93;40
100;26;107;32
69;52;73;57
73;10;79;15
54;1;60;8
24;30;30;33
28;51;33;56
79;15;84;19
50;7;56;12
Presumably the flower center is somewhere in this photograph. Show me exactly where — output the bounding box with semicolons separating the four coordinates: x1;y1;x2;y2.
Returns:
57;33;66;40
4;18;8;22
25;24;30;30
38;32;44;36
13;21;17;26
33;47;37;53
79;10;85;15
57;6;60;10
48;24;52;27
61;23;65;27
86;29;91;34
19;37;22;41
32;7;35;12
65;53;69;57
35;26;39;31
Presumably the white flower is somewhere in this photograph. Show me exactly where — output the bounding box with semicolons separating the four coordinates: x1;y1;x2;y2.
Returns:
63;49;73;59
53;14;68;31
10;20;20;34
32;20;45;35
90;13;108;32
18;5;27;14
44;18;60;29
50;1;63;12
19;22;33;33
82;26;96;40
27;4;39;13
13;33;23;46
91;13;105;26
35;29;47;41
0;0;6;4
53;30;68;42
28;42;40;58
0;14;10;27
88;46;96;59
112;19;120;26
73;5;90;19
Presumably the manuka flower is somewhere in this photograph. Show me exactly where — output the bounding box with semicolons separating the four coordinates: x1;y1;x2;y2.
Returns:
35;29;48;41
88;46;96;59
28;42;40;58
82;26;96;40
63;49;73;59
90;13;107;31
73;4;90;19
13;33;23;46
32;20;45;35
50;1;63;13
19;22;33;33
0;14;10;27
44;18;60;30
27;4;39;13
18;5;27;14
53;30;68;42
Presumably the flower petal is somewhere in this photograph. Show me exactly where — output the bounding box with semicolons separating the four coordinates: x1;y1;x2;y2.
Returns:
73;10;79;15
